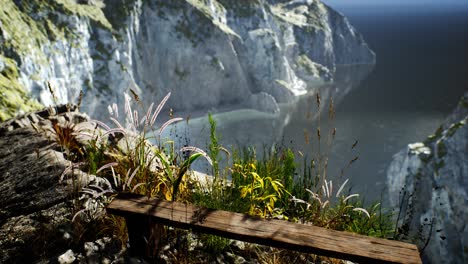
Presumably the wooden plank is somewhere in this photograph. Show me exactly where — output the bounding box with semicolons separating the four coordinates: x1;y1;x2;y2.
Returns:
107;193;422;264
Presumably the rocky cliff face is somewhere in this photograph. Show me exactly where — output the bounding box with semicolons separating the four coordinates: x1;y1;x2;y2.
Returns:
386;93;468;264
0;0;374;121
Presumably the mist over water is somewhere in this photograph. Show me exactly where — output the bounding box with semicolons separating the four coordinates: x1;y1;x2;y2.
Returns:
175;5;468;203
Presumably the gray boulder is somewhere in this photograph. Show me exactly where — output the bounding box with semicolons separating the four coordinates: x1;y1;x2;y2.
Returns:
387;93;468;264
0;105;116;263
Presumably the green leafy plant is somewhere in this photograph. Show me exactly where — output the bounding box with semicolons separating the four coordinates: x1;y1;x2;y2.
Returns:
237;162;288;217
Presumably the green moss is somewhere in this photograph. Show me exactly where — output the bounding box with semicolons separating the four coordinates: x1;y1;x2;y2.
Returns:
296;54;318;75
218;0;260;18
0;1;49;64
0;0;118;121
437;140;447;158
181;0;239;43
0;56;42;122
94;40;112;58
446;121;465;137
187;0;225;18
460;96;468;108
415;171;423;180
84;78;93;90
271;1;327;31
54;0;112;30
1;0;112;49
424;125;444;145
420;152;433;163
45;18;65;41
275;79;290;90
0;0;114;76
210;56;221;68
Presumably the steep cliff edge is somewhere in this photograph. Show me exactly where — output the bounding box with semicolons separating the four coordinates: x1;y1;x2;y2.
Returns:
0;0;374;121
387;93;468;264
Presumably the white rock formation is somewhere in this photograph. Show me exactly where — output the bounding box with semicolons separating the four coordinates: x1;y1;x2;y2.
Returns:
386;93;468;264
0;0;374;121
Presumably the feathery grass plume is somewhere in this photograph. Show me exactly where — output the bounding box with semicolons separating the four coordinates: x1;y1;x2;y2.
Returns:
111;166;120;187
159;117;183;136
97;128;127;142
125;166;140;190
109;117;125;130
130;88;141;104
96;162;119;174
90;119;112;131
47;81;58;104
328;97;335;120
112;103;119;118
322;200;329;208
108;105;113;116
72;177;115;223
316;93;321;109
131;183;146;193
352;140;358;149
343;193;359;203
77;90;83;110
339;155;360;179
60;162;86;183
144;102;154;126
71;208;87;223
217;146;231;159
124;92;134;126
179;146;213;165
150;92;171;126
133;110;138;128
335;178;349;197
349;156;359;166
304;129;310;144
353;207;371;218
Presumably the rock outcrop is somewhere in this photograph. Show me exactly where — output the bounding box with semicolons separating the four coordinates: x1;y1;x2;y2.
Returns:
0;105;84;262
386;93;468;264
0;0;374;122
0;105;135;263
0;104;87;221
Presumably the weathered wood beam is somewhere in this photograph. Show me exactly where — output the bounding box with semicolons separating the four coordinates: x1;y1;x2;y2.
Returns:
107;193;422;264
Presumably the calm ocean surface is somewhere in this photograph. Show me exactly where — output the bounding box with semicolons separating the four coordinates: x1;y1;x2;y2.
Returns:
298;5;468;200
179;5;468;203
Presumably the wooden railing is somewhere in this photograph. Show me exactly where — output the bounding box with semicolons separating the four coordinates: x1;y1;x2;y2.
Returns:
106;193;422;263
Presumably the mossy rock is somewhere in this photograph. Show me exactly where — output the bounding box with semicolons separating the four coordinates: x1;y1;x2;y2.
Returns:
0;0;112;60
436;140;448;158
424;125;444;145
446;121;465;137
218;0;260;18
0;56;43;122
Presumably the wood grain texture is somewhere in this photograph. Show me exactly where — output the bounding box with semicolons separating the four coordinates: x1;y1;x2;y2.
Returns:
107;193;422;264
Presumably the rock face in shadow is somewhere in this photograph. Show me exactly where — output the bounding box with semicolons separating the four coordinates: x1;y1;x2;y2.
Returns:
386;93;468;264
0;105;87;222
0;105;93;263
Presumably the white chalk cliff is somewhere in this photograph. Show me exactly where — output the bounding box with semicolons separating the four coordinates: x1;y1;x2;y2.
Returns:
0;0;374;121
387;93;468;264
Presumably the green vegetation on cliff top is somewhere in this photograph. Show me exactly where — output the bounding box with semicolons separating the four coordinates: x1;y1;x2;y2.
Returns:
0;0;112;121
